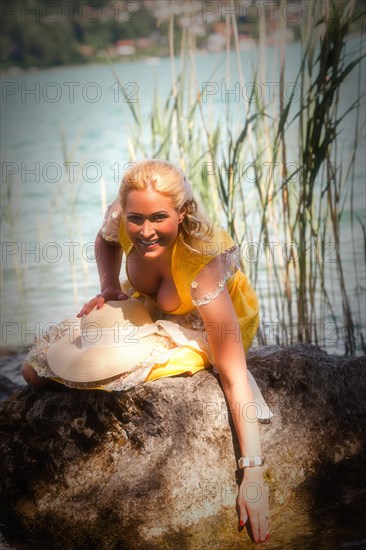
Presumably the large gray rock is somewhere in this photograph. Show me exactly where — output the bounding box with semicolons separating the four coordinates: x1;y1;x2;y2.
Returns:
0;345;365;549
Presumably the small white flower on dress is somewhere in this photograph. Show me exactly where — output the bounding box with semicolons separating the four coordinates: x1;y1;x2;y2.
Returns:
103;233;119;242
101;202;122;243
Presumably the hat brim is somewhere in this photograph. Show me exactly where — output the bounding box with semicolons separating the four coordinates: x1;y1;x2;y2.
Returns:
47;330;158;383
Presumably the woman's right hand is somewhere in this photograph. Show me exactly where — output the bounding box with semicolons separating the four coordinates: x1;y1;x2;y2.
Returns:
77;288;128;317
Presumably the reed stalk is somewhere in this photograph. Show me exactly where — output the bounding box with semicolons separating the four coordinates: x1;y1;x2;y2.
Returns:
49;128;89;305
0;176;24;293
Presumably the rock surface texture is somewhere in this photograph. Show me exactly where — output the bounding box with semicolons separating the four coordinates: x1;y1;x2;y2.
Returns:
0;345;365;549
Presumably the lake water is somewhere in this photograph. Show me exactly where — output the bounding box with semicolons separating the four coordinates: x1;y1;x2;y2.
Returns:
1;38;365;357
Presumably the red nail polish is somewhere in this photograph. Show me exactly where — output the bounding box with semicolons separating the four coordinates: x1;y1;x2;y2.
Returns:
239;520;244;527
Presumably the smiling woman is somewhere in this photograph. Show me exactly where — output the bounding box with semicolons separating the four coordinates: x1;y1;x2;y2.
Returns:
123;190;184;312
21;158;272;544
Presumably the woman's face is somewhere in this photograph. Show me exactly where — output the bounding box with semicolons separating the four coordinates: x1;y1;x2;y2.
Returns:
125;189;184;259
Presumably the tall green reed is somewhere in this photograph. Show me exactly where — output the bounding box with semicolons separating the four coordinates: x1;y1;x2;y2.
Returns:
109;0;365;353
0;176;24;293
48;128;90;305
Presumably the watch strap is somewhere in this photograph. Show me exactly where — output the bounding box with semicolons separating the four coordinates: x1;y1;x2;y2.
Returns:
238;455;265;469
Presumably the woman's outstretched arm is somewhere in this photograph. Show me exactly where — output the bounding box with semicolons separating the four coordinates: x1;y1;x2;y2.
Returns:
197;288;269;544
77;229;127;317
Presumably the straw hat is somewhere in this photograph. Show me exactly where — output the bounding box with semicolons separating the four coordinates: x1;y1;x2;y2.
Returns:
47;299;159;383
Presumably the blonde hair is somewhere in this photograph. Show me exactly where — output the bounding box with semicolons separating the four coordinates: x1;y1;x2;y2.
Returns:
118;159;213;242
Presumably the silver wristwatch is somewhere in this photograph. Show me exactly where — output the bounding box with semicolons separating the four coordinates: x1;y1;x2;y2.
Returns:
238;455;265;469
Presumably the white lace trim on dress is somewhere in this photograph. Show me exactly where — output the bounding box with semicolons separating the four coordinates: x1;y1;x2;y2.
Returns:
190;246;240;307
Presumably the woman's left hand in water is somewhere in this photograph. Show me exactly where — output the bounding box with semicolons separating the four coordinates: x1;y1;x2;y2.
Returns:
237;468;270;543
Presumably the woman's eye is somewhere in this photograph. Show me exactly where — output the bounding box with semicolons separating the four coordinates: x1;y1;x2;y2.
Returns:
153;215;166;222
127;216;142;223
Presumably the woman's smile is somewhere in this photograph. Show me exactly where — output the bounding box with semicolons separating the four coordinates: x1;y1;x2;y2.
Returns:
138;237;161;249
